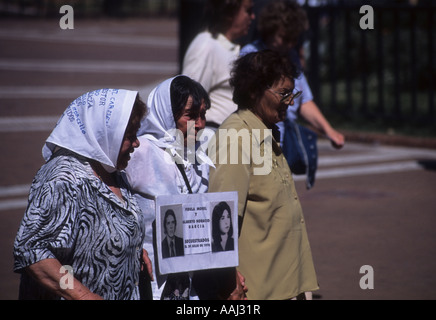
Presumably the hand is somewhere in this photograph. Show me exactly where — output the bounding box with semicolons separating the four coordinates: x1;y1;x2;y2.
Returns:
227;270;248;300
141;249;154;281
326;128;345;149
25;258;104;300
299;101;345;150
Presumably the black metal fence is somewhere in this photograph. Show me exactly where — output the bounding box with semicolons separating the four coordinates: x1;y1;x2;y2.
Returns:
304;1;435;131
4;0;435;131
179;0;436;133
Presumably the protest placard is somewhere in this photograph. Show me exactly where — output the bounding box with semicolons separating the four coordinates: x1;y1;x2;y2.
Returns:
155;191;238;275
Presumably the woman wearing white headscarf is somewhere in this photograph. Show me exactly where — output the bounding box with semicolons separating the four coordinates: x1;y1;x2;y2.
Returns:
126;76;212;300
13;89;147;300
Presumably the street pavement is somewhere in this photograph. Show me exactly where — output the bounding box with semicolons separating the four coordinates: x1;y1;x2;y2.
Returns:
294;140;436;300
1;17;436;300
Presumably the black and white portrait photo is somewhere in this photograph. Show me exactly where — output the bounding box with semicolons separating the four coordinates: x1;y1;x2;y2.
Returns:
161;208;184;259
156;192;238;275
211;201;235;252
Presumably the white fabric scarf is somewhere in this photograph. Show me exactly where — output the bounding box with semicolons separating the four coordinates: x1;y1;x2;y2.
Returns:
138;77;178;149
42;88;138;172
138;76;213;167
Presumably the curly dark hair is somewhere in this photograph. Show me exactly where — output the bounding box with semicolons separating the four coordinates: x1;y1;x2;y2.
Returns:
230;50;299;109
205;0;243;38
258;0;308;46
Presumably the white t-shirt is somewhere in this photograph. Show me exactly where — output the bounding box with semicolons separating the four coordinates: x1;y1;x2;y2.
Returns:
182;31;240;126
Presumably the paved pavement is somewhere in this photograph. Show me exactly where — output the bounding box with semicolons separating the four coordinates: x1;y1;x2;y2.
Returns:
1;17;436;300
294;140;436;300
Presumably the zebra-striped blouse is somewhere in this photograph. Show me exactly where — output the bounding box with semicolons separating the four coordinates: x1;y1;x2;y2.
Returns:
13;149;145;300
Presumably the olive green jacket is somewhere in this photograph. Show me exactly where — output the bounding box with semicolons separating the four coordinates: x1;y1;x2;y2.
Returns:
209;109;318;300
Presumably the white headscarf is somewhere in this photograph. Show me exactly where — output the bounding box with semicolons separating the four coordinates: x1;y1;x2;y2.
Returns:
138;76;213;167
126;77;210;299
42;88;138;172
137;77;177;149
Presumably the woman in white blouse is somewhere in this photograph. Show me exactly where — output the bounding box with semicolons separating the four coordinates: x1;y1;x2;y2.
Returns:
126;75;213;300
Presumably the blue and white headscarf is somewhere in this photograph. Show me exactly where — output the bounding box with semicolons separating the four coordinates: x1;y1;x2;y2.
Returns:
42;88;138;172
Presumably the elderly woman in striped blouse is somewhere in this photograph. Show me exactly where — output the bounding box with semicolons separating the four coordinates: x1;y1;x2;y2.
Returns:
13;89;149;300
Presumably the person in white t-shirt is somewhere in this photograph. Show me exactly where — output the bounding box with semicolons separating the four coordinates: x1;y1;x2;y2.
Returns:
182;0;255;134
241;0;344;149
